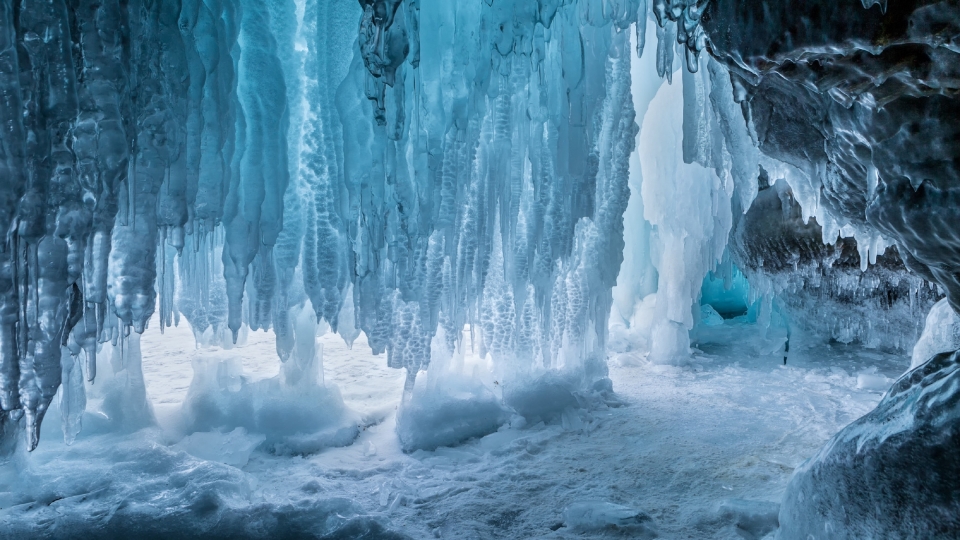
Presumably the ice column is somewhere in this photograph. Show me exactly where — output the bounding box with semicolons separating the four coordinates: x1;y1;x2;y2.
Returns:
640;54;739;365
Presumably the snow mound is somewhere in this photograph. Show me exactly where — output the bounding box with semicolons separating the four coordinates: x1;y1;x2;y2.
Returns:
396;373;509;453
779;349;960;538
181;356;360;455
504;371;618;423
561;500;657;537
396;365;618;452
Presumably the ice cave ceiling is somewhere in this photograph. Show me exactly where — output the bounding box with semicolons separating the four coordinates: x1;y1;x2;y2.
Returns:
0;0;958;537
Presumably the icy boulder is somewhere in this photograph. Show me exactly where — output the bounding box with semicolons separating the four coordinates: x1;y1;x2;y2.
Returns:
911;299;960;370
396;373;509;453
561;500;657;537
503;371;583;424
700;304;725;327
176;428;266;468
716;499;779;540
778;349;960;539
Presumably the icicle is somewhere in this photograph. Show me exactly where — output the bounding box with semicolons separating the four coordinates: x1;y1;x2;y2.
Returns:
59;347;85;445
636;0;648;57
0;258;19;414
1;0;687;450
656;20;676;82
21;238;71;451
0;0;25;419
221;0;291;341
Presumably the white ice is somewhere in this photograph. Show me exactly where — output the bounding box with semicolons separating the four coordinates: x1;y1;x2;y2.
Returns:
911;298;960;369
0;315;903;538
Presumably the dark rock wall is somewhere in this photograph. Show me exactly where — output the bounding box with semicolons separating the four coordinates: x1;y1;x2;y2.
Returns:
702;3;960;536
730;179;941;350
704;0;960;311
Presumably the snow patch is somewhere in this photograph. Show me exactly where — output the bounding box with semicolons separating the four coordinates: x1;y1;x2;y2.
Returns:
396;371;509;453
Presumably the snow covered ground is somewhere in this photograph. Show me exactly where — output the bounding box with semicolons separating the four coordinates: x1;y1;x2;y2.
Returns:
0;318;905;539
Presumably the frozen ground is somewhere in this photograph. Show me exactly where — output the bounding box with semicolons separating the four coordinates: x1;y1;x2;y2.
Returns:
0;318;906;539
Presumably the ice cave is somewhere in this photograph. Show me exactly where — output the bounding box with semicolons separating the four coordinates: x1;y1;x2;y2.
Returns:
0;0;958;538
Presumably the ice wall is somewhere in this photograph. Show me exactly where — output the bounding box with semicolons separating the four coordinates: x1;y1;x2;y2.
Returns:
612;33;760;365
0;0;724;450
0;0;315;451
344;0;645;384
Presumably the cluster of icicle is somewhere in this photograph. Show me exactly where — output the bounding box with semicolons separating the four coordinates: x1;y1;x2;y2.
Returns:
0;0;710;451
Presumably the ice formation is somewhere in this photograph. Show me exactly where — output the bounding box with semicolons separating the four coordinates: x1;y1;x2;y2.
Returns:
0;0;958;537
0;0;727;451
912;298;960;370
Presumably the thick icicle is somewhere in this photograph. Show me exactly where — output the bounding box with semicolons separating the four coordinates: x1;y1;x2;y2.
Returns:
0;0;673;450
108;0;168;335
0;0;26;417
221;0;289;341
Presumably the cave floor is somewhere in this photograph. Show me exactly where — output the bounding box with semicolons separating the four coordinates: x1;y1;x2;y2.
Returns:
0;320;904;539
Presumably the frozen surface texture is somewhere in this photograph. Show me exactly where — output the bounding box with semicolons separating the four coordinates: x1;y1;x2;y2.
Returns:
779;348;960;539
0;317;897;539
